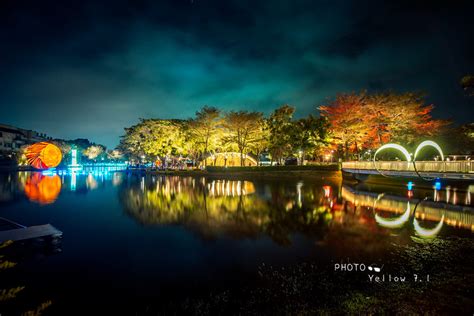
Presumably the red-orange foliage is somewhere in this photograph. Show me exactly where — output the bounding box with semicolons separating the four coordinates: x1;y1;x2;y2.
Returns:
320;91;449;157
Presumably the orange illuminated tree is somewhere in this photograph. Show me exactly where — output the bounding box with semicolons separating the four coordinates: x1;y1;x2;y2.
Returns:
320;91;449;159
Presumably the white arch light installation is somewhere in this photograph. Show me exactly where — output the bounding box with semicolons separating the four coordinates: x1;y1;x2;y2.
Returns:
372;140;444;180
373;143;412;177
412;140;444;180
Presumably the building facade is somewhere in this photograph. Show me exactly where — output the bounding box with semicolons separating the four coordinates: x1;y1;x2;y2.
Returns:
0;123;52;159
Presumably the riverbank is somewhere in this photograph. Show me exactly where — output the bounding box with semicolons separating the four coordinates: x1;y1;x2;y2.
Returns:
143;164;342;180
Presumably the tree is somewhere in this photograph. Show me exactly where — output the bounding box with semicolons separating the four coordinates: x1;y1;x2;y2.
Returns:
291;115;329;164
119;119;187;164
250;118;270;165
107;149;123;161
187;106;222;165
319;92;368;159
461;75;474;96
365;92;449;147
222;111;264;166
267;105;295;164
83;145;105;161
320;91;449;160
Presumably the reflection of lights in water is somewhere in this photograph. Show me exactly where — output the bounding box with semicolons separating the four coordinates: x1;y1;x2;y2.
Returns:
434;181;441;191
71;173;76;191
24;173;62;204
297;181;303;208
413;215;444;238
453;188;457;205
375;202;411;228
323;185;331;198
207;180;255;196
446;186;451;203
86;174;98;190
407;190;413;198
141;177;145;192
407;181;414;191
112;173;123;187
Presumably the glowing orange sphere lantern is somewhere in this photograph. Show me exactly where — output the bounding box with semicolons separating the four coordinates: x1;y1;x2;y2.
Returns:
25;142;63;169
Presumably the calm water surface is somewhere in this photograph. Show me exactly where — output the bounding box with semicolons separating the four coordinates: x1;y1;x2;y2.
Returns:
0;170;473;314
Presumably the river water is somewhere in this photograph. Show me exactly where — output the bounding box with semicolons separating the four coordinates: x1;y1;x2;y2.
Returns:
0;170;472;314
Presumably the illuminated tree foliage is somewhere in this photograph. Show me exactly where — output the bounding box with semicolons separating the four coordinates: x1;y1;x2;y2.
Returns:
120;104;330;165
83;145;105;161
187;106;222;165
222;111;264;166
268;105;295;163
119;119;187;162
320;91;449;158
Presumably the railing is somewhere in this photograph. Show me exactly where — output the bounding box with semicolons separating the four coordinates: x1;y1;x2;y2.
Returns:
342;160;474;174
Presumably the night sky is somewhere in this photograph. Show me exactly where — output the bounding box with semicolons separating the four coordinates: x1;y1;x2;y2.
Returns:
1;0;473;148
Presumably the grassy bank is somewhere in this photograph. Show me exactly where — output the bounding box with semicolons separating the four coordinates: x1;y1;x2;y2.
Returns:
145;165;342;181
206;164;340;173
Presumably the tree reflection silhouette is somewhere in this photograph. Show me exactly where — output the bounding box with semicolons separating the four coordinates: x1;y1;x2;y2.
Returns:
119;176;336;245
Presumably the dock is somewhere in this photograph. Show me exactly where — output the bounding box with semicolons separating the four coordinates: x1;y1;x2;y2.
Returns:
0;223;63;243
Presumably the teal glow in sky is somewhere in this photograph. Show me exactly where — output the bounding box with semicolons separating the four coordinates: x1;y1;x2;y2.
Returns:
1;0;473;148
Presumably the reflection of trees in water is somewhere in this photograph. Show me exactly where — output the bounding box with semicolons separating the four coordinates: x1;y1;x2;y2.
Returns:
119;176;337;244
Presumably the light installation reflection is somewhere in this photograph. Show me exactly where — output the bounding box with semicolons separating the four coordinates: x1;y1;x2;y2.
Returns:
342;186;473;235
24;173;62;204
413;215;445;238
375;201;411;228
25;142;63;169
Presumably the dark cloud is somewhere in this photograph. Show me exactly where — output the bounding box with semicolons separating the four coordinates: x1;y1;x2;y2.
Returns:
0;0;473;147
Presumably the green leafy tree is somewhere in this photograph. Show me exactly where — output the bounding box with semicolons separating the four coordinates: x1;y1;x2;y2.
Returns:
268;105;295;164
222;111;264;166
291;115;329;164
119;119;187;163
187;106;222;165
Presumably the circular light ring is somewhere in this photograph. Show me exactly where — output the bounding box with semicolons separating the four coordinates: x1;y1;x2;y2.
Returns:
373;143;411;177
412;140;444;181
414;140;444;162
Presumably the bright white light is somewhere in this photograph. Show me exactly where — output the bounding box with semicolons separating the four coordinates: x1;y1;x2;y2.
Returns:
414;140;444;161
71;149;77;166
374;143;412;162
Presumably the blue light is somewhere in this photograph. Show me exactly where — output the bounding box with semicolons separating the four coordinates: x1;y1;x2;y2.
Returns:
407;181;414;191
435;181;441;190
41;169;56;176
